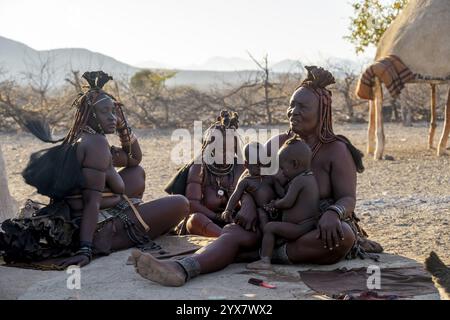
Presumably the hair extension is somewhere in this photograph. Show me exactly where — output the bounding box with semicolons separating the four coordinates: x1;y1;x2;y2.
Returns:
63;71;117;145
199;110;240;187
296;66;364;173
201;109;240;154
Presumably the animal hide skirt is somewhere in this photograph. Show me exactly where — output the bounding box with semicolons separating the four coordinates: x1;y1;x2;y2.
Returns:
0;197;148;264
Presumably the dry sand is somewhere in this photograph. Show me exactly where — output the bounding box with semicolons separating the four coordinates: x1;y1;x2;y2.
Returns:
1;121;449;264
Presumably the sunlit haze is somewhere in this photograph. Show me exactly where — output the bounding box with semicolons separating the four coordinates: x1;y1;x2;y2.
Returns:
0;0;374;69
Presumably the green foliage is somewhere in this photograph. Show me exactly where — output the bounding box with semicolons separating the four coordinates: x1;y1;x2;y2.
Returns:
346;0;408;54
130;69;177;93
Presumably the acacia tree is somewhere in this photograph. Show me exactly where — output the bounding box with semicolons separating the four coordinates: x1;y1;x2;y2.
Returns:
327;61;367;121
346;0;408;54
247;52;274;125
128;69;176;127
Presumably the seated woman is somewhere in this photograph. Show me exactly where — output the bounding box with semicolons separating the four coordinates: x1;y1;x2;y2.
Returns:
172;111;247;237
129;66;383;287
0;71;189;268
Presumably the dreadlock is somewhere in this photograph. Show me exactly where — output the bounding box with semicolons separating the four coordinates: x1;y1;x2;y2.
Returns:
163;110;240;196
198;110;241;196
22;71;120;199
201;109;240;154
293;66;364;173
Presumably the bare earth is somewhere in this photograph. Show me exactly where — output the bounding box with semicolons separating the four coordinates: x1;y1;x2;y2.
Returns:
1;121;449;265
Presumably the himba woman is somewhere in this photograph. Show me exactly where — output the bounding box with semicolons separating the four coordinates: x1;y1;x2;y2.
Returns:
130;66;383;287
0;71;189;268
167;110;256;238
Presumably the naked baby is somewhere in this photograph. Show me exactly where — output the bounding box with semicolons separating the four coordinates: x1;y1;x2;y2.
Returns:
246;137;320;270
221;142;284;231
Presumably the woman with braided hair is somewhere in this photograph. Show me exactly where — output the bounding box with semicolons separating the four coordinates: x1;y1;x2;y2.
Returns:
269;66;381;255
1;71;188;268
169;110;248;237
129;66;382;287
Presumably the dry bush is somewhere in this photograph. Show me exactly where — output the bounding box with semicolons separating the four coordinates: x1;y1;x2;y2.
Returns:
1;62;444;133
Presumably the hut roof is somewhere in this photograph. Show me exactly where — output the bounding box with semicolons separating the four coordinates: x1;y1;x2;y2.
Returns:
376;0;450;78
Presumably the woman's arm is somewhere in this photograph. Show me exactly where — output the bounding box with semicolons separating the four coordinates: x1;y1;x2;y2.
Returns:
80;137;110;240
185;164;217;220
60;135;110;268
111;140;142;168
234;192;258;231
317;141;357;249
222;178;248;222
329;142;357;218
112;102;142;167
224;178;247;212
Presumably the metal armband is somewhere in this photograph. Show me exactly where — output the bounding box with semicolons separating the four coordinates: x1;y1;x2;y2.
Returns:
327;204;346;220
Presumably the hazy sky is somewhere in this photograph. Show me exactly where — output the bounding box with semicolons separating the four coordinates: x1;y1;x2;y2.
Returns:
0;0;374;67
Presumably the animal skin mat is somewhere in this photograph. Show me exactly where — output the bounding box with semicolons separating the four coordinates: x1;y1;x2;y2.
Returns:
299;266;438;299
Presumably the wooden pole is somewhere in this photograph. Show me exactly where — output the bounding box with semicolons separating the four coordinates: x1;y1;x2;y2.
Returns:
437;87;450;156
374;78;385;160
428;84;437;149
367;100;376;155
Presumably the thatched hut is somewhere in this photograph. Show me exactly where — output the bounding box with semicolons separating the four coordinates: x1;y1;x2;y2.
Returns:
357;0;450;159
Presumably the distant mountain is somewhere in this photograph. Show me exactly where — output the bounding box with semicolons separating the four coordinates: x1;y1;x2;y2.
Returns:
0;35;36;74
185;56;257;71
271;59;304;73
0;35;364;90
0;36;262;89
324;56;364;72
166;69;261;88
168;56;357;75
0;35;138;85
181;57;306;73
135;59;171;70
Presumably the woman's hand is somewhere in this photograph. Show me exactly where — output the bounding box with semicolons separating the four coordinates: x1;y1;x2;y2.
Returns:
234;210;257;231
263;200;276;214
220;210;234;224
58;254;90;269
115;102;128;131
316;211;345;250
234;193;258;231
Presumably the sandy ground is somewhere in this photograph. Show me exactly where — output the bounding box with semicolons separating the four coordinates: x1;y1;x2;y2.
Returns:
1;121;449;265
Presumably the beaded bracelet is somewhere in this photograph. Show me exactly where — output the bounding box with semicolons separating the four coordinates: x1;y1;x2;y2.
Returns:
118;126;132;142
117;126;137;159
327;204;346;220
75;245;92;262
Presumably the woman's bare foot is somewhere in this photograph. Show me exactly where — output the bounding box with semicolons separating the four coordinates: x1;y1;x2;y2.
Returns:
129;249;187;287
246;257;272;270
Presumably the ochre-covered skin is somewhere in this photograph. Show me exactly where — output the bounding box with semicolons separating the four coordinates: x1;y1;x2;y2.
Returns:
60;96;189;268
132;67;380;287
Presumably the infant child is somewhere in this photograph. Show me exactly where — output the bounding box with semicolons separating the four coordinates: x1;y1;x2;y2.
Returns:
246;138;319;270
221;142;284;231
